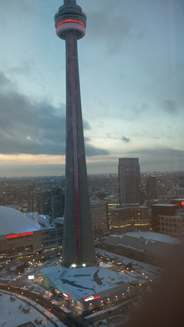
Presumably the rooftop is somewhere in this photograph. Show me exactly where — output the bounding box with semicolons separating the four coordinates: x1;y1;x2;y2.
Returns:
41;266;135;301
152;204;178;207
109;231;181;244
0;206;41;236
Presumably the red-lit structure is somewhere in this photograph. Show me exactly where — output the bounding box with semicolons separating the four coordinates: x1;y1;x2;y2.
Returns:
171;198;184;208
7;232;33;239
54;0;96;267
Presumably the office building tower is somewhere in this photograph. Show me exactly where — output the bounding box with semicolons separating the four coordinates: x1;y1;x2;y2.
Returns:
146;175;158;200
119;158;141;204
37;191;52;217
54;0;96;267
51;187;64;218
27;185;34;213
90;197;108;239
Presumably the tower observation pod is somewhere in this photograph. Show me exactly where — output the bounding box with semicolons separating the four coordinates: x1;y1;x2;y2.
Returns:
54;0;96;267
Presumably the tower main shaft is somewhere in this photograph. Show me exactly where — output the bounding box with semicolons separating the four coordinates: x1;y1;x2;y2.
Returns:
54;1;96;267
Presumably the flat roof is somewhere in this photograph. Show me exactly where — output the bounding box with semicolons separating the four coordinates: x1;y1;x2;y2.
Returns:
41;266;135;301
109;231;181;244
159;215;183;219
152;204;178;207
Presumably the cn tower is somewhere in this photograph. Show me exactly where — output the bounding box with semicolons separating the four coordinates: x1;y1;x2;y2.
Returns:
54;0;96;267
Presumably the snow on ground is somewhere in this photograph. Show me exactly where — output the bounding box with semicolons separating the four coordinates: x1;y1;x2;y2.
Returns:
96;248;163;283
0;291;65;327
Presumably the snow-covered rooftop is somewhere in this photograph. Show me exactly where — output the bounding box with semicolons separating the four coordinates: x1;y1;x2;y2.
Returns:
90;197;104;205
41;266;135;301
0;206;41;236
152;204;178;207
109;231;181;244
0;291;64;327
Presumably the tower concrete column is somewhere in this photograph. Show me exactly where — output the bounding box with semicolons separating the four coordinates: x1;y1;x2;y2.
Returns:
54;1;96;267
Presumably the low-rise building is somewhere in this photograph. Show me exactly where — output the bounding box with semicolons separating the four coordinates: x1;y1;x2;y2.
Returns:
110;204;149;234
158;213;184;236
102;231;182;266
90;197;108;238
0;206;63;263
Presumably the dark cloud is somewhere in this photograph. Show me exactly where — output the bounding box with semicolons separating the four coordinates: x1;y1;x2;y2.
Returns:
0;72;108;157
85;145;108;157
83;120;91;130
162;99;178;114
87;2;134;53
122;136;130;143
128;148;184;170
0;72;11;88
8;61;33;76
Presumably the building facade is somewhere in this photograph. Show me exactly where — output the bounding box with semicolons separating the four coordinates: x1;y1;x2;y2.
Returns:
51;187;64;218
146;176;158;200
110;205;149;234
158;214;184;236
0;207;63;263
118;158;141;205
151;203;178;232
90;197;108;239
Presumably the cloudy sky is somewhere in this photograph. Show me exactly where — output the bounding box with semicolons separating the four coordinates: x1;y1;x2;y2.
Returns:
0;0;183;177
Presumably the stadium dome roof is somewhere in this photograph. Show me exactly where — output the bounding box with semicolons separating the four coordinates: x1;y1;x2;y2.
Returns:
0;206;41;236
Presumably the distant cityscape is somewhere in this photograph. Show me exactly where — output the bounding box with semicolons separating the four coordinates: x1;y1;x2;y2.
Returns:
0;0;183;325
0;162;184;243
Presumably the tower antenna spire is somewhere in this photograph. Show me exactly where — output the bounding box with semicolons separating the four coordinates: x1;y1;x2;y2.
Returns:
64;0;76;4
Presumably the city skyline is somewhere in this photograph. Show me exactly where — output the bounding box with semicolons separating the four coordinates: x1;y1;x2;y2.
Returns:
0;0;183;177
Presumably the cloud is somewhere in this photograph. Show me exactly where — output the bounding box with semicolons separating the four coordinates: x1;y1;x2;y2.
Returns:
122;136;130;143
85;145;108;157
127;148;184;170
87;1;134;53
0;72;108;157
162;100;178;114
83;120;91;130
0;72;11;88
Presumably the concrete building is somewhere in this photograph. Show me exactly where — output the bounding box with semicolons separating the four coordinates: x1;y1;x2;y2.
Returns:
151;203;178;232
90;197;108;238
41;265;143;313
158;213;184;236
146;175;158;200
103;231;182;266
54;0;95;267
27;185;34;213
37;191;52;217
110;204;149;234
40;1;144;315
0;206;63;263
170;198;184;208
118;158;141;205
51;187;64;218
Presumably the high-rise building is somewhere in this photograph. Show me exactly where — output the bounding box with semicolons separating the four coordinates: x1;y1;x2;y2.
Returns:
51;187;64;218
54;0;96;267
27;185;34;213
118;158;141;204
90;197;108;239
37;191;52;217
146;175;158;200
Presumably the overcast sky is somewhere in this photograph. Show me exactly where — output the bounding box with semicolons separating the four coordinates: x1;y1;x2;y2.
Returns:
0;0;183;177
